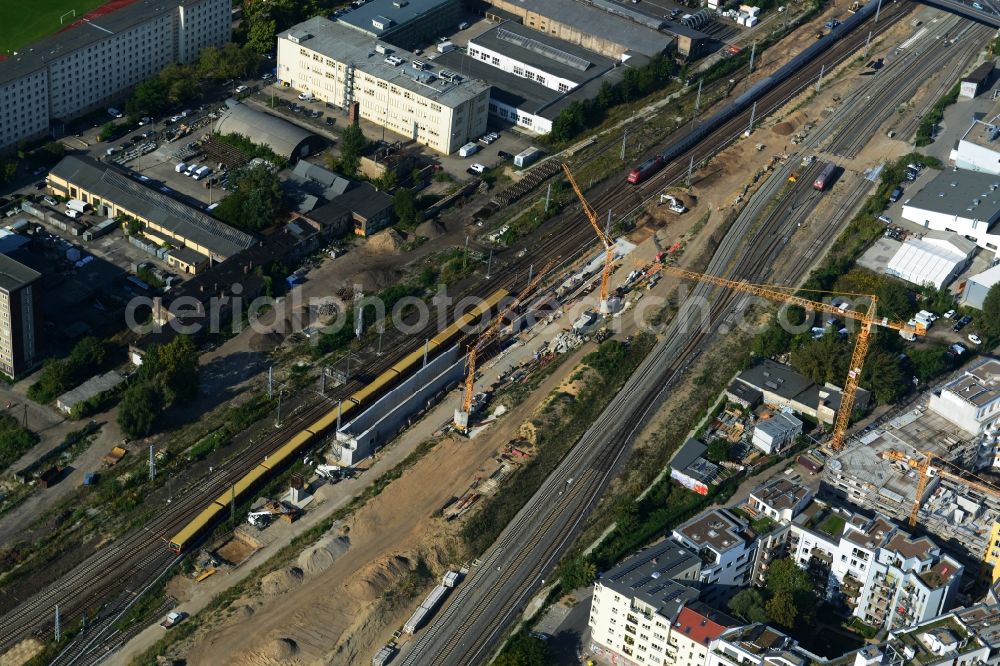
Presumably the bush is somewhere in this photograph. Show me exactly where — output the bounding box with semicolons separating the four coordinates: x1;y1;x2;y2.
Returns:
0;413;40;473
915;84;959;146
27;337;111;403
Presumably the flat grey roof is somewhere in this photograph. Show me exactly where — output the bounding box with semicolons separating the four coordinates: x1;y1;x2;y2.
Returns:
675;508;750;554
338;0;456;37
0;253;41;293
469;22;615;85
941;357;1000;408
335;182;393;219
499;0;674;57
601;539;701;615
281;17;489;109
168;246;207;265
963;60;994;85
905;168;1000;220
670;438;707;471
56;371;125;410
49;156;256;259
0;0;202;84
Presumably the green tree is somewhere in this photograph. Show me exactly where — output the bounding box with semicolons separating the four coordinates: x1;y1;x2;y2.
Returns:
245;9;278;54
117;382;162;438
338;122;368;177
752;321;792;358
494;632;550;666
1;160;17;184
766;558;812;597
706;438;729;462
212;164;283;231
42;141;65;159
154;335;199;404
908;346;952;382
790;330;849;386
127;76;169;118
393;188;421;228
99;123;118;142
860;347;905;405
559;556;597;590
765;590;798;628
728;589;768;623
981;283;1000;338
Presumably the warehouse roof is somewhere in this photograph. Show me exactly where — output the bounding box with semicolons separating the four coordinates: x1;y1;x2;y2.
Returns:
903;168;1000;220
215;102;318;163
496;0;675;57
1;0;205;84
56;371;125;413
337;0;455;38
0;253;41;293
670;438;707;471
469;22;615;84
280;18;489;109
885;235;973;289
755;412;803;439
963;60;995;85
49;156;256;259
335;182;393;221
967;262;1000;291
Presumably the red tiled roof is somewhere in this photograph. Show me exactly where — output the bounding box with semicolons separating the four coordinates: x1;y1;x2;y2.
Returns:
675;606;727;646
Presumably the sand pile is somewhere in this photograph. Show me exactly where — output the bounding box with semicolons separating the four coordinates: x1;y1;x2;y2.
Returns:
260;567;304;595
353;268;399;292
367;229;404;253
265;637;299;660
346;555;413;601
298;535;351;576
415;219;446;238
773;121;795;136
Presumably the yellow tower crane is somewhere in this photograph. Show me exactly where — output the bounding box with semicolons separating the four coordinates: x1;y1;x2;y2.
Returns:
660;266;920;450
454;260;555;432
562;163;615;314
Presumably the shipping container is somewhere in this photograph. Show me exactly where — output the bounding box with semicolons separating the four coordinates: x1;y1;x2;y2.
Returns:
514;146;543;168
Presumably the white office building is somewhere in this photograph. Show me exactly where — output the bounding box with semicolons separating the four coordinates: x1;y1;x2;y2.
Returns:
901;168;1000;256
277;17;489;155
0;0;231;152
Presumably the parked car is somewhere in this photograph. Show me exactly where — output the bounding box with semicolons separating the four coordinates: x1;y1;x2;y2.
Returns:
467;163;486;175
498;150;513;160
43;196;58;206
968;333;982;345
160;611;187;629
877;215;892;224
889;187;903;202
944;309;957;320
107;107;123;118
298;92;314;101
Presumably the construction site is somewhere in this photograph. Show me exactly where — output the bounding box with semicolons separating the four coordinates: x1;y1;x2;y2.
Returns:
821;361;1000;574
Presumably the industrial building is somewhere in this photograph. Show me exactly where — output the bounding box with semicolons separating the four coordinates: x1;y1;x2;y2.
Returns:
901;168;1000;256
883;232;976;290
671;509;756;607
0;254;43;377
480;0;707;59
959;60;994;99
276;17;490;155
962;262;1000;309
732;359;869;426
750;412;802;455
285;159;394;235
337;0;463;50
0;0;231;152
949;103;1000;175
214;101;324;163
47;156;256;267
55;371;125;415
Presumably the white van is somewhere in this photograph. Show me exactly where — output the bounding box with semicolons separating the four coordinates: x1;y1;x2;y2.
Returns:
458;142;479;157
185;163;199;176
65;209;81;219
193;166;211;181
175;162;188;173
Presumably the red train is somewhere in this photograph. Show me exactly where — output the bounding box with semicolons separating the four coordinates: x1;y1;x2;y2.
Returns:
813;161;837;191
627;156;666;184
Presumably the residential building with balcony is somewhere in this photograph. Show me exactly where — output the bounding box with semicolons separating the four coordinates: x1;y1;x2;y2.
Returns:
588;539;702;665
706;624;808;666
671;509;756;607
747;478;813;523
927;357;1000;435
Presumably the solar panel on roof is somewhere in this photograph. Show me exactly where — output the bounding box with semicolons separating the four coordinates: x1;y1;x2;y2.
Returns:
495;27;591;71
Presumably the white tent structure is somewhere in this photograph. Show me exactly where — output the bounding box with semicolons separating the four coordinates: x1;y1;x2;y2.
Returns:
885;233;976;289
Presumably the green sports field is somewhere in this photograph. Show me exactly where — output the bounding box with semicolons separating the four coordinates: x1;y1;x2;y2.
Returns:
1;0;107;55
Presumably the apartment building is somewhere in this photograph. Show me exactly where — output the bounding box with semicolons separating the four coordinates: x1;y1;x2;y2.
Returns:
706;624;807;666
668;604;738;666
747;478;812;523
0;0;230;152
671;509;756;607
277;17;490;155
588;538;702;666
0;255;42;377
928;357;1000;435
751;412;802;455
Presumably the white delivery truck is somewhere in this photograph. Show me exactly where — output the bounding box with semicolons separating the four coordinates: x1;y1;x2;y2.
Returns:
458;142;479;157
192;165;211;181
437;41;456;53
185;163;199;176
175;162;188;173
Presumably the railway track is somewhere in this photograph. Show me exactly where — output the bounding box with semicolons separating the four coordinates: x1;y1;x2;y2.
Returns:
825;15;985;157
1;2;912;658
